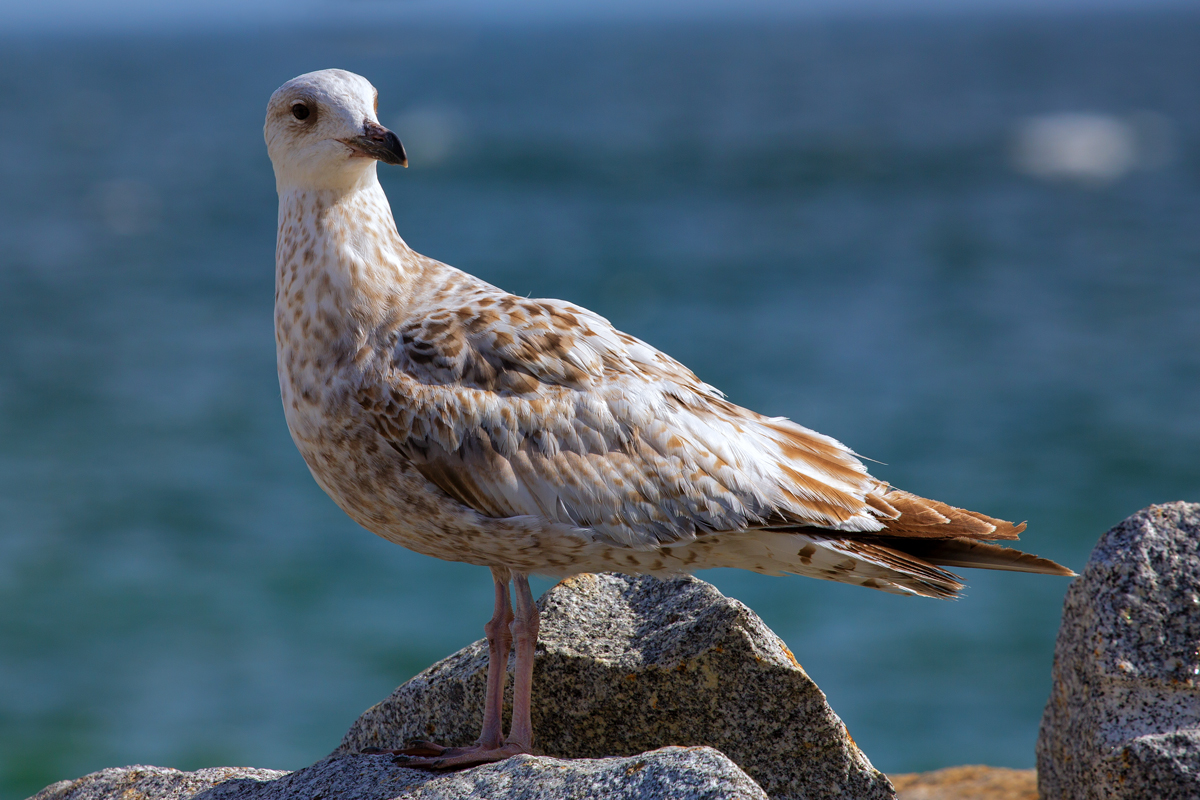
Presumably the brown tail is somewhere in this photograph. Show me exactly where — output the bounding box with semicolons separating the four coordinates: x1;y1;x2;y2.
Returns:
864;488;1074;577
862;535;1075;577
870;488;1026;540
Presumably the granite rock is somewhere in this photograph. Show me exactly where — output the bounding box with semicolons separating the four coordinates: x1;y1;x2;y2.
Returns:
338;573;894;800
30;748;766;800
30;767;288;800
1036;502;1200;799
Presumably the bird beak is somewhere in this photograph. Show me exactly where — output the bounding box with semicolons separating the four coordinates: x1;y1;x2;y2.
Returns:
341;121;408;167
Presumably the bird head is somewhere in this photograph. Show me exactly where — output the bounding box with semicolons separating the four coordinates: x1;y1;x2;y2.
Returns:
265;69;407;192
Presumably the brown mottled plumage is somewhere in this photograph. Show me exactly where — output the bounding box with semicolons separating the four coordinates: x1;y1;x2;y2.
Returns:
265;69;1073;769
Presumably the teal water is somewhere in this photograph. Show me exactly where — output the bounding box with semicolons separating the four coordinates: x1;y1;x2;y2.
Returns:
2;14;1199;798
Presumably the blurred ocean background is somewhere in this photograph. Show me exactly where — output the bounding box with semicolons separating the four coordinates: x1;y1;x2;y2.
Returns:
1;7;1198;798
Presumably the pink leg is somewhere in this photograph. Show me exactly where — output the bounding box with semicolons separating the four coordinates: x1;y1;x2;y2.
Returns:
506;573;539;751
385;568;535;770
476;567;514;748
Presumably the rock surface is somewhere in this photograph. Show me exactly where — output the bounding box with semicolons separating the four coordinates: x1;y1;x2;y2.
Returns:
888;766;1036;800
1036;502;1200;799
338;573;894;800
29;748;767;800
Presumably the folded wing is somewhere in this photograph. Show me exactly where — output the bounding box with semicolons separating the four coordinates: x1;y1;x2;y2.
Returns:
357;274;1072;594
360;279;887;547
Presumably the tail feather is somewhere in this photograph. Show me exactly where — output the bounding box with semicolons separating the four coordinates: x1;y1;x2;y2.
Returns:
869;536;1076;577
671;484;1073;599
874;489;1024;540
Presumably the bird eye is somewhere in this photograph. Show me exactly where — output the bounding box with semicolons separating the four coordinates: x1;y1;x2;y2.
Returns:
292;103;310;121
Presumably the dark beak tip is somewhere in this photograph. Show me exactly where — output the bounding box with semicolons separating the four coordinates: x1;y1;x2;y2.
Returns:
355;121;408;167
388;133;408;168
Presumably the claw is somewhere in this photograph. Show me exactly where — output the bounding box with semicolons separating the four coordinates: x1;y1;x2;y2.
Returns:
393;755;447;769
395;741;451;757
392;742;528;771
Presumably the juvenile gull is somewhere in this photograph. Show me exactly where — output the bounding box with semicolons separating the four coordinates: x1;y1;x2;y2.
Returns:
264;69;1073;769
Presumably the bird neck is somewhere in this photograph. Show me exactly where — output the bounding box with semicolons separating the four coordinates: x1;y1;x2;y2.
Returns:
275;173;415;309
274;175;419;409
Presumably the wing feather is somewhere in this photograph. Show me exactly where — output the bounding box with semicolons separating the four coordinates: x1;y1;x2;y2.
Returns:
359;272;1068;596
861;536;1075;576
359;281;887;548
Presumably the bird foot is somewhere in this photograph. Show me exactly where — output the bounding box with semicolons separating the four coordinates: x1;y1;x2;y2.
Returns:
368;741;528;770
359;741;447;757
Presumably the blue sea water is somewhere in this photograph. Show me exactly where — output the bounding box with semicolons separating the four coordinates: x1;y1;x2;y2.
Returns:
1;12;1198;798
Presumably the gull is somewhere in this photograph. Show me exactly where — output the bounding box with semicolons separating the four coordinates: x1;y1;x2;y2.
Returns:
264;69;1073;770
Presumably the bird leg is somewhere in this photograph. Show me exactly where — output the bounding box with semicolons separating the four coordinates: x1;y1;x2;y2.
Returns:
383;567;537;770
477;567;516;749
505;573;539;752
